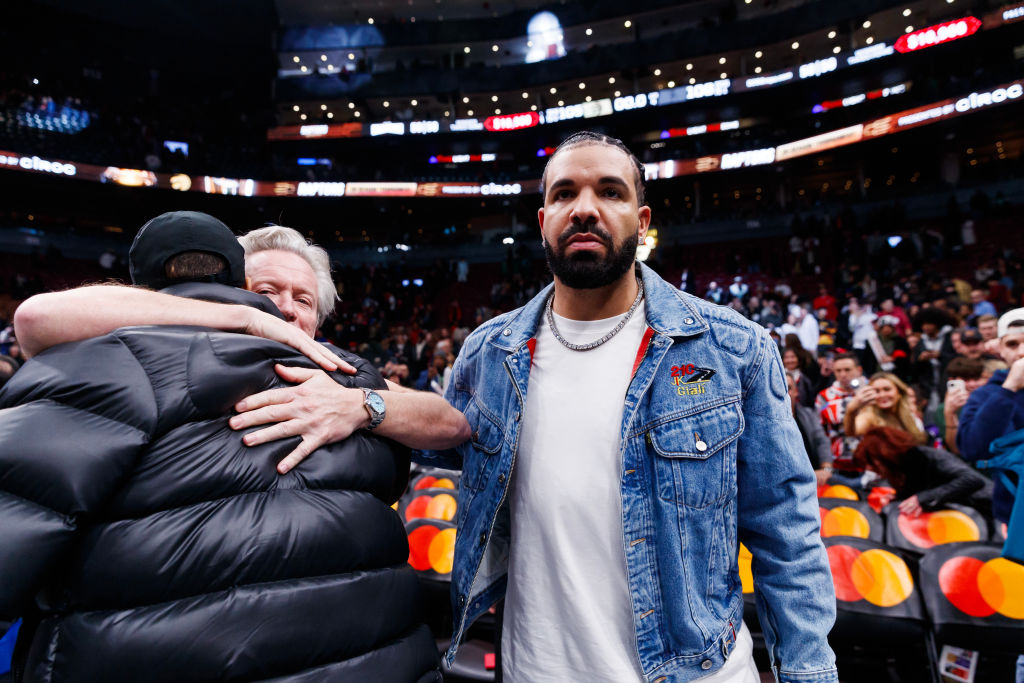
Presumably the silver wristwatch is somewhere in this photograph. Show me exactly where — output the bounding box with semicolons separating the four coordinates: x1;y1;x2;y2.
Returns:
360;387;386;431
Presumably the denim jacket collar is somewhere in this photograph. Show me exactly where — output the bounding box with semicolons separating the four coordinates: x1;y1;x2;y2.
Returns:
486;262;710;353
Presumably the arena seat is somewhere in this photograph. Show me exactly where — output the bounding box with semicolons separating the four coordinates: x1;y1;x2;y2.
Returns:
409;470;461;493
824;537;929;642
883;503;989;554
441;637;495;682
400;487;458;524
818;498;884;542
817;483;861;501
918;542;1024;652
406;517;456;580
737;543;761;636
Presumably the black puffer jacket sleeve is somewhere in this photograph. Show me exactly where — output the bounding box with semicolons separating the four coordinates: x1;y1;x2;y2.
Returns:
0;335;158;619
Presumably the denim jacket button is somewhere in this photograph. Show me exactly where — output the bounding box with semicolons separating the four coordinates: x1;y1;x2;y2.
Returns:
503;329;512;336
479;533;487;545
696;440;708;452
700;660;713;670
498;473;506;483
684;317;695;325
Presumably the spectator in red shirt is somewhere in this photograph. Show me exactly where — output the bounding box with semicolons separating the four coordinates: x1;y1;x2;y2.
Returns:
813;284;838;322
879;298;912;338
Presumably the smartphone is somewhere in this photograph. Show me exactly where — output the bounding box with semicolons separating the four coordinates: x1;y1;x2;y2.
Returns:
849;378;863;390
947;378;966;393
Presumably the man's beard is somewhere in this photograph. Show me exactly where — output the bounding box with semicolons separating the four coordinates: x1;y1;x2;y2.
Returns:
543;221;639;289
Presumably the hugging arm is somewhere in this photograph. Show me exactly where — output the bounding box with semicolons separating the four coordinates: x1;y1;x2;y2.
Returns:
14;285;349;372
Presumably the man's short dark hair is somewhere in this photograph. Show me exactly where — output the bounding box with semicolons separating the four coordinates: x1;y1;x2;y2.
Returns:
165;251;230;281
540;131;647;205
912;307;957;331
833;352;861;366
945;356;984;380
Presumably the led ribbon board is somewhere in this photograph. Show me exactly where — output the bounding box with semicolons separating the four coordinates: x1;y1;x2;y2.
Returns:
895;17;982;53
4;80;1022;197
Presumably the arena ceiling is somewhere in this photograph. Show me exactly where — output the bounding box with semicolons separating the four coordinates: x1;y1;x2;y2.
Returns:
275;0;557;24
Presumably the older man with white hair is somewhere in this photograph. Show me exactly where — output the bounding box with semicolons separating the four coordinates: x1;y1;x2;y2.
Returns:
14;224;470;468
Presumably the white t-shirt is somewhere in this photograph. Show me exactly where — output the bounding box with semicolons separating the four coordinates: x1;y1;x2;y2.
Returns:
502;302;648;682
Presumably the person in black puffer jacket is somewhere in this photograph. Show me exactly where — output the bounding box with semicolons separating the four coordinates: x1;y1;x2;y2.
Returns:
0;213;441;682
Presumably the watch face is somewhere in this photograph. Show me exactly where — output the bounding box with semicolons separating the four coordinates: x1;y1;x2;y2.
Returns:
367;392;386;414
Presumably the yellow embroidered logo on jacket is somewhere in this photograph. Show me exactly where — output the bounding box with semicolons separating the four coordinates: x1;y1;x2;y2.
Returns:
670;365;717;396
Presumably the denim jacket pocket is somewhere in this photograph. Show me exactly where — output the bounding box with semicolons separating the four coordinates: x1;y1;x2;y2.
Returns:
648;400;743;509
461;396;504;491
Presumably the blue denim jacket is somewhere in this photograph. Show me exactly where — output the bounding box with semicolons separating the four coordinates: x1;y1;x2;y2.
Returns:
419;264;837;683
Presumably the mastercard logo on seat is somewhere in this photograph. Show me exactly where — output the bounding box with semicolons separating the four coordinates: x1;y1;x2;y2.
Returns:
817;484;860;501
399;488;458;523
406;518;457;577
820;506;871;538
938;556;1024;619
411;473;458;491
827;544;915;607
896;509;981;549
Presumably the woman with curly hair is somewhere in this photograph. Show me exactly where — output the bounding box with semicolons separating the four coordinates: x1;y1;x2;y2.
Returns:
843;371;927;443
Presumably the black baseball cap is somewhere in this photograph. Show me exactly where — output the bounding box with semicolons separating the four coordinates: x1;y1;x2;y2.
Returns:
129;211;245;290
960;328;983;344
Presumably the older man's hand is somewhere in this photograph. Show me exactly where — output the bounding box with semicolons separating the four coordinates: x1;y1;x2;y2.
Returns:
241;309;354;375
230;364;368;474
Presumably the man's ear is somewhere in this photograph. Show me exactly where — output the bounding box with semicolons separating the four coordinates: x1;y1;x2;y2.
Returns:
538;206;546;233
637;205;652;241
245;276;251;290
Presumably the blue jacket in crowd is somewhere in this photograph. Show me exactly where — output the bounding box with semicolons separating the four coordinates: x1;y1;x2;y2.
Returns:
958;369;1023;524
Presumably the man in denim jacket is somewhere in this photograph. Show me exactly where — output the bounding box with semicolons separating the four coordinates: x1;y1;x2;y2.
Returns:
421;132;836;683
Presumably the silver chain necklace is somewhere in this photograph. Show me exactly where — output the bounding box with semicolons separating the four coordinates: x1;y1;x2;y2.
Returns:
545;278;644;352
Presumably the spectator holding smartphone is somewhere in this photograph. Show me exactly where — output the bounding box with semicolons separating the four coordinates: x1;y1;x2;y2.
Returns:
936;357;987;454
843;372;927;444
